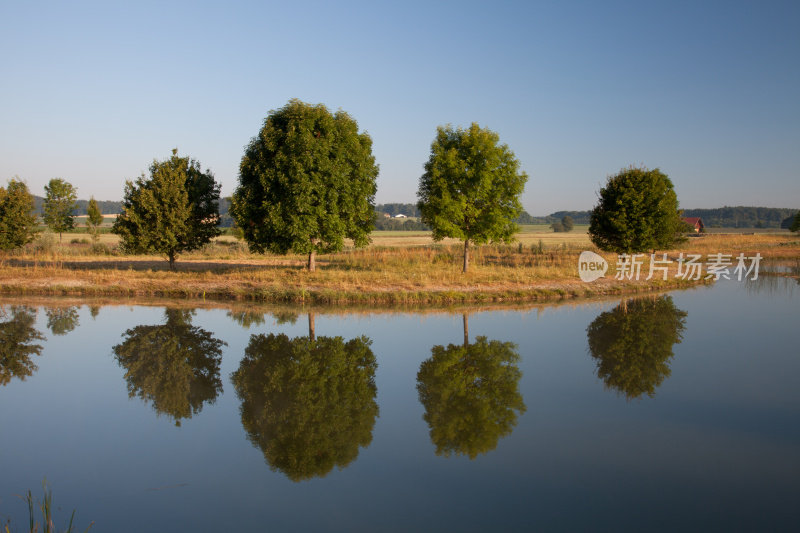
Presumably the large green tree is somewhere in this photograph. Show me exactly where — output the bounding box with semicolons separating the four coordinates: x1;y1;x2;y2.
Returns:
231;99;379;271
113;150;221;270
588;166;685;253
86;196;104;243
416;315;526;459
586;296;688;400
0;178;38;254
231;325;379;481
0;306;44;386
112;309;226;426
43;178;78;242
417;123;528;272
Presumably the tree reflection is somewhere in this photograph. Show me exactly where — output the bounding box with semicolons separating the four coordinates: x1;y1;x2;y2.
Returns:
112;309;226;425
417;314;526;459
231;315;378;482
587;295;688;400
44;306;79;335
0;306;45;386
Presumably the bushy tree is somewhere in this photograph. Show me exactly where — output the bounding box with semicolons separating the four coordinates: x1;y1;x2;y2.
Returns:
791;212;800;233
43;178;78;242
417;123;528;272
113;149;221;270
231;329;378;481
561;215;574;232
232;99;379;271
589;166;684;253
113;309;226;426
587;296;687;400
550;221;565;232
0;178;38;253
0;306;45;386
86;196;104;243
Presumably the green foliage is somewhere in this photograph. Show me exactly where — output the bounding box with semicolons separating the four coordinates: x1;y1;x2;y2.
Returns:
586;296;688;400
0;178;38;252
589;166;684;253
86;197;104;243
232;99;379;269
416;336;526;459
791;212;800;233
550;221;565;232
561;215;574;232
112;309;226;426
43;178;78;240
0;306;44;386
113;149;221;269
417;123;528;272
44;306;79;336
231;331;379;481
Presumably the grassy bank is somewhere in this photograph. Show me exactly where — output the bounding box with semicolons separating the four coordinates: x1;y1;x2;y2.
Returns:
0;231;796;305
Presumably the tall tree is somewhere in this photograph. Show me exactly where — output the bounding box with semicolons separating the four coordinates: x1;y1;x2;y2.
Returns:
43;178;78;242
586;296;688;400
113;149;221;270
232;326;378;481
113;309;226;426
231;99;379;271
561;215;574;232
589;166;684;253
417;123;528;273
86;196;104;243
0;178;38;254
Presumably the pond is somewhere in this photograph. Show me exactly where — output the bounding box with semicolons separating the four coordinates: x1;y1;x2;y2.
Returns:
1;276;798;532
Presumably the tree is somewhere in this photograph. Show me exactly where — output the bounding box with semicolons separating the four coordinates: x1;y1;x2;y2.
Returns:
791;212;800;233
417;123;528;272
44;306;79;336
43;178;78;242
586;296;687;400
113;149;221;270
86;196;104;243
588;166;684;253
231;99;379;271
0;306;45;386
112;309;226;426
561;215;574;232
231;325;378;481
0;178;38;254
550;221;565;232
416;315;526;459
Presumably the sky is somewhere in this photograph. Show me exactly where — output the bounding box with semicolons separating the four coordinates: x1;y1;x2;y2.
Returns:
1;0;798;215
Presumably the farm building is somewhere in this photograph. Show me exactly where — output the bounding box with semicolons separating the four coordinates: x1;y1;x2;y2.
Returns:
683;217;704;232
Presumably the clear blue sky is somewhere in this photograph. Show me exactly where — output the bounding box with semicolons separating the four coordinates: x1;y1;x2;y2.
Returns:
1;0;798;214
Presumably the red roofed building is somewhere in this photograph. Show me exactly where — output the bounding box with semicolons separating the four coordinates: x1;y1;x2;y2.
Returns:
683;217;704;232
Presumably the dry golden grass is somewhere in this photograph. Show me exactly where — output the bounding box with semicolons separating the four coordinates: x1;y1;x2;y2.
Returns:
0;229;796;305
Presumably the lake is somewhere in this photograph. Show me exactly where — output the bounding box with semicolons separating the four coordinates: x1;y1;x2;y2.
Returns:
1;276;798;532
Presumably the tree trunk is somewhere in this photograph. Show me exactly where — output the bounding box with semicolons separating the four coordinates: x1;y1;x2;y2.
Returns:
463;313;469;347
308;312;316;341
308;249;316;272
168;252;176;271
462;239;470;273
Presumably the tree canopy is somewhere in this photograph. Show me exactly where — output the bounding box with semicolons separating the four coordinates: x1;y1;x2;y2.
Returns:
0;306;44;386
112;309;226;426
43;178;78;241
86;196;104;242
0;179;38;253
417;123;528;272
44;306;79;336
586;296;688;400
231;99;379;271
589;166;684;253
113;150;221;269
791;212;800;233
231;330;378;481
416;322;526;459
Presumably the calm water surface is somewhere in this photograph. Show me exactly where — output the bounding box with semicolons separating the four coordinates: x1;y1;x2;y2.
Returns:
0;277;798;532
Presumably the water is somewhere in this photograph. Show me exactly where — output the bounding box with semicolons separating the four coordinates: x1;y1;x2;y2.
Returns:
1;277;798;532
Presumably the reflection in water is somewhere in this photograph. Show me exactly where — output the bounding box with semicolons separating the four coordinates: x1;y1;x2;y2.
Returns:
417;314;526;459
231;315;378;482
45;306;79;336
0;306;45;386
226;309;300;329
112;309;226;426
587;296;688;400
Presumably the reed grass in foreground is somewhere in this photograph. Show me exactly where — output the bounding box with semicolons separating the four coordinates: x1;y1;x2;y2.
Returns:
2;480;92;533
0;233;797;305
